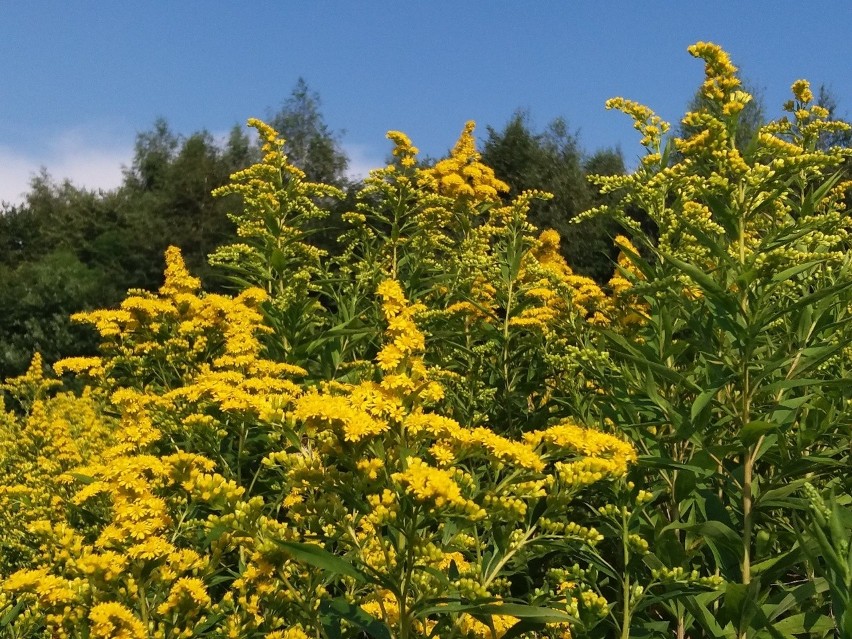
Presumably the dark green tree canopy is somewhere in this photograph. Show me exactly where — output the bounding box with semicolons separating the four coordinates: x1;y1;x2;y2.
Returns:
481;111;623;281
268;78;349;186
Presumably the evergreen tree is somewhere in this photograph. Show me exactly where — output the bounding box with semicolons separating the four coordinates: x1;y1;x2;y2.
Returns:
0;122;252;377
482;111;620;281
268;78;349;186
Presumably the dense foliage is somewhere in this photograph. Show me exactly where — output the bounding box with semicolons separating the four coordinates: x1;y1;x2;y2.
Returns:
1;43;851;639
0;85;629;380
0;79;353;379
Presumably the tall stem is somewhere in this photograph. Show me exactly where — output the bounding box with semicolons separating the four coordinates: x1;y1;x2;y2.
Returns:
737;211;753;639
741;362;753;590
742;446;754;586
620;506;632;639
501;278;514;428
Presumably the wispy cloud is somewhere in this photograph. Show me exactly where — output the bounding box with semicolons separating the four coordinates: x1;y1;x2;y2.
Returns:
0;128;132;205
0;132;386;206
343;142;384;182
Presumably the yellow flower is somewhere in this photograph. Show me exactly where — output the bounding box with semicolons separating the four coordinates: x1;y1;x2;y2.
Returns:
791;79;814;104
423;121;509;202
687;41;740;101
89;602;147;639
393;457;484;518
156;577;211;615
265;629;311;639
387;130;420;167
605;97;670;148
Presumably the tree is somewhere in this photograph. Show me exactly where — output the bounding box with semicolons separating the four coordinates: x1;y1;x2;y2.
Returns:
128;117;180;191
119;120;254;288
482;111;619;281
267;78;349;186
0;121;254;378
0;249;107;375
815;84;852;150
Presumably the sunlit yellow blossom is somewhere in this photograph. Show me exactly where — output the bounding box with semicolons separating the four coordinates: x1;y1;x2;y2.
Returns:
156;577;211;615
687;41;740;101
3;568;77;607
89;602;146;639
458;608;518;639
605;97;670;148
393;457;485;517
294;391;387;442
53;356;105;377
265;629;311;639
791;79;814;104
387;130;420;168
526;418;636;474
423;121;509;202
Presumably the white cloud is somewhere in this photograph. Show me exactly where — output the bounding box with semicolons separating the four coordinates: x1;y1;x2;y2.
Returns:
342;142;384;182
0;128;132;206
0;132;386;206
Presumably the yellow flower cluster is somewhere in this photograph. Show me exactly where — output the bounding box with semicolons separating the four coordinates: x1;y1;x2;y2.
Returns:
591;42;852;305
1;352;60;405
69;247;305;432
386;130;419;168
526;418;637;489
210;119;340;311
265;281;635;635
375;279;427;371
89;601;147;639
524;229;611;327
0;111;652;639
458;609;518;638
393;457;485;517
422;121;510;202
606;235;648;326
605;97;670;149
687;41;741;102
0;370;115;581
156;576;211;616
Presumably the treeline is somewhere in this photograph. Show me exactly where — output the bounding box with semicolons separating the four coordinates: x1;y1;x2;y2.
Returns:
0;80;351;377
1;80;848;378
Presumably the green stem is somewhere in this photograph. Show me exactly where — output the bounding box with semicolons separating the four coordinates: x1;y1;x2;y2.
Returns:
483;526;536;588
742;447;754;587
137;574;149;630
621;506;632;639
236;422;247;486
501;278;515;429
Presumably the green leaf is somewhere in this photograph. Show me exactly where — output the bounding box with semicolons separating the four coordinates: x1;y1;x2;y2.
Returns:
691;388;717;421
662;521;743;579
274;540;368;583
762;278;852;328
501;619;548;639
769;260;821;284
739;421;778;445
191;612;226;637
269;248;287;273
319;598;392;639
765;578;828;622
682;593;737;639
0;599;26;627
769;611;835;635
638;455;713;476
724;579;762;637
416;601;574;623
661;521;741;551
67;472;96;485
755;480;808;509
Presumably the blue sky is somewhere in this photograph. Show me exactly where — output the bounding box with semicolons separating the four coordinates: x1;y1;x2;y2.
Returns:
1;2;849;203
